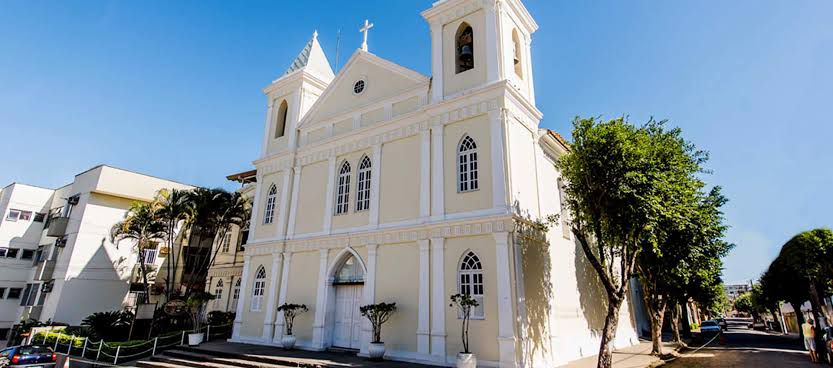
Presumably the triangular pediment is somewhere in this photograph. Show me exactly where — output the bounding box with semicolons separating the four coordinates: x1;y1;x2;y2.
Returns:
299;49;429;128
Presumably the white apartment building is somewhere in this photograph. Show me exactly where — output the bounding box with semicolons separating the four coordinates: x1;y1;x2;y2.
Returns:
0;165;192;343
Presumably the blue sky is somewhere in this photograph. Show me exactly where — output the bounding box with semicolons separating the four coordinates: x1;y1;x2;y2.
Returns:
1;1;830;283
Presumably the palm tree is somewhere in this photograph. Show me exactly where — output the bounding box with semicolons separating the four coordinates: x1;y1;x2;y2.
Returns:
110;202;165;303
154;188;193;301
200;191;250;279
182;188;226;296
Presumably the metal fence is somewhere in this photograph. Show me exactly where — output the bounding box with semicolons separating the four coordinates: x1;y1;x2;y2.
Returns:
31;323;232;365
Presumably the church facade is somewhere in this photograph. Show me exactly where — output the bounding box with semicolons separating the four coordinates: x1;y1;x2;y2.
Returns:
230;0;644;366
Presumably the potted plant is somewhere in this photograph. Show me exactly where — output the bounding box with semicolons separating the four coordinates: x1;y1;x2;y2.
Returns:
450;294;479;368
359;302;397;360
186;291;214;346
276;303;308;349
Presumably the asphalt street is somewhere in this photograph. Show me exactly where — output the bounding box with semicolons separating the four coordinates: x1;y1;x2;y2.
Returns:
663;328;819;368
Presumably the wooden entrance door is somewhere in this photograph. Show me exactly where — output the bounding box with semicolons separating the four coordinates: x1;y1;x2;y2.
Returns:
333;284;363;349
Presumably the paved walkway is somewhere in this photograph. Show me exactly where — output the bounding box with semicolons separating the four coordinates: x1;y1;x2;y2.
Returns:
563;340;678;368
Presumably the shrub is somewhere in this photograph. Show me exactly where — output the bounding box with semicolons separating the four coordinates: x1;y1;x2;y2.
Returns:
81;311;133;341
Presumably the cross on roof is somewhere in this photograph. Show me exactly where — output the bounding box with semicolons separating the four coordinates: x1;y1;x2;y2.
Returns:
359;19;374;51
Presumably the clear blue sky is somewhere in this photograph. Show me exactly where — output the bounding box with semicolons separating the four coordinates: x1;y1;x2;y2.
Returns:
1;1;831;283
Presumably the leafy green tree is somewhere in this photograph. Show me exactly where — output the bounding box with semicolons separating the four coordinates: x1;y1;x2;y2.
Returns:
777;229;833;329
110;201;166;303
733;292;754;316
557;117;706;368
153;188;193;301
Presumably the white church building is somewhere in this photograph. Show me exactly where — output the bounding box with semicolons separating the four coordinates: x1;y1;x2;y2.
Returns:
230;0;645;366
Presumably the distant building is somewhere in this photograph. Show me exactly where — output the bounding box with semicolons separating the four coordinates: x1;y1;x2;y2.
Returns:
0;165;192;343
725;283;752;302
204;170;256;314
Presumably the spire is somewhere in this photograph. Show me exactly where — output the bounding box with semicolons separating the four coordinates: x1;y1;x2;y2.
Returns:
283;30;335;81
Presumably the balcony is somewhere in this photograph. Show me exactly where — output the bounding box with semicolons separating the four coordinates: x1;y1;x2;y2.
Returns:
20;306;42;321
46;217;69;237
34;260;56;281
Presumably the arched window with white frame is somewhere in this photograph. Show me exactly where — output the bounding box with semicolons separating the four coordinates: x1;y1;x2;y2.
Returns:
458;250;484;318
250;266;266;312
512;29;524;79
263;184;277;224
214;279;224;303
232;278;241;309
335;161;351;214
356;155;372;212
458;135;479;192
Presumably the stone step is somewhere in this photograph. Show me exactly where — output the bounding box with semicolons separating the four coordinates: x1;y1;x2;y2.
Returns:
164;349;296;368
135;360;186;368
151;355;243;368
176;346;323;368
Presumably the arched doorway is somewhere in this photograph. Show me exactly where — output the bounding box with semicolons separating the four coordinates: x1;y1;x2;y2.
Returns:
331;253;365;349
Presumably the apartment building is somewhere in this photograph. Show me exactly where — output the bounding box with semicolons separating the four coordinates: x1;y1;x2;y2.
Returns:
0;165;192;342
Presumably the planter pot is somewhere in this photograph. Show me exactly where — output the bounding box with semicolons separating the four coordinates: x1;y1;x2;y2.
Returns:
188;332;204;346
281;334;297;349
367;342;386;360
456;352;477;368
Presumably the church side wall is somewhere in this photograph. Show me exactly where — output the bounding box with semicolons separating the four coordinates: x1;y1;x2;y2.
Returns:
444;234;499;362
506;116;541;218
379;135;421;224
294;161;327;235
240;254;272;338
443;114;493;215
255;172;283;239
374;242;419;353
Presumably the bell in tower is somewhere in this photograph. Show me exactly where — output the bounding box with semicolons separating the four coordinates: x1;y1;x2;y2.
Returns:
455;24;475;73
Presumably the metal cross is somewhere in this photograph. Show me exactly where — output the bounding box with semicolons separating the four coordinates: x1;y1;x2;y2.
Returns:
359;19;374;51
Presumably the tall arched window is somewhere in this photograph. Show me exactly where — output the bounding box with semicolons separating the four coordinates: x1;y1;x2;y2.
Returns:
263;184;277;224
251;266;266;312
335;161;351;215
214;279;224;302
356;155;372;211
232;278;241;306
458;135;479;192
274;100;288;139
458;251;484;318
455;23;474;73
512;29;523;79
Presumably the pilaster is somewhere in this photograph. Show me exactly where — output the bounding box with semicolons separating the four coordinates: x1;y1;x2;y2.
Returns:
276;169;293;238
273;251;292;343
430;125;445;221
360;243;378;355
490;109;509;212
430;237;446;360
369;144;382;227
430;20;444;103
286;166;302;238
494;231;517;366
261;252;283;341
419;129;431;220
323;156;337;233
232;255;252;340
417;239;431;354
311;248;329;349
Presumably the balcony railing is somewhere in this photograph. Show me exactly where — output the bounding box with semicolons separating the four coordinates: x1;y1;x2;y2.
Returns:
34;260;56;281
46;217;69;237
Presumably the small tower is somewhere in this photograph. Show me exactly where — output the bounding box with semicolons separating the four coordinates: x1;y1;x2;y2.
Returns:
261;31;335;157
421;0;538;104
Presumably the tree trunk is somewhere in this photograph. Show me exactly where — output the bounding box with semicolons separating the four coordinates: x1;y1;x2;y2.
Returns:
597;296;624;368
681;301;692;338
641;290;665;355
808;283;831;328
138;247;151;304
670;303;684;346
791;301;806;339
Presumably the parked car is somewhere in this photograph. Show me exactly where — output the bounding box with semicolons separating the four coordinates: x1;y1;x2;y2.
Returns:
700;320;722;335
0;345;57;367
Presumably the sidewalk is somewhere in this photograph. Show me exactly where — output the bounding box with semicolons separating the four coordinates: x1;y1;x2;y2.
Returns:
564;340;676;368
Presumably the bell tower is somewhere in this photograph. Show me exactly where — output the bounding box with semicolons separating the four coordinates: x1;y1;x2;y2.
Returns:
422;0;538;105
260;31;335;158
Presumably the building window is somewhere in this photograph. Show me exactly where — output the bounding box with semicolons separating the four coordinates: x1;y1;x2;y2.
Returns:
33;212;46;222
221;232;232;253
6;210;20;221
21;249;34;260
20;283;38;307
333;254;364;284
0;328;9;341
455;23;474;73
214;279;224;301
458;251;484;319
250;265;266;312
274;100;288;139
0;288;5;299
353;80;366;94
335;161;351;215
7;288;22;299
263;184;277;224
356;155;372;212
458;135;479;192
0;248;19;259
233;278;241;302
512;29;523;79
